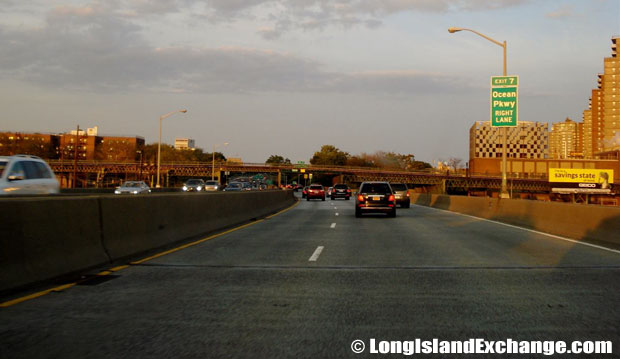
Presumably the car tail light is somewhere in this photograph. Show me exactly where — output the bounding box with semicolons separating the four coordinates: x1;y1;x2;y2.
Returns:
357;195;364;202
388;194;395;202
406;192;410;197
347;189;351;193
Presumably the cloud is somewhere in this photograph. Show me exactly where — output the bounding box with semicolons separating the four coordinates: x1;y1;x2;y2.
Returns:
545;5;574;19
0;3;474;95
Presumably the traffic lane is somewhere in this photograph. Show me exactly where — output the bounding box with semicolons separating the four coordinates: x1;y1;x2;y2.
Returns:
143;194;338;267
1;265;619;358
314;203;620;268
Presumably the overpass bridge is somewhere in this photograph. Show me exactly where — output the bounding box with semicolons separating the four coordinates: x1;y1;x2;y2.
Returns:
49;160;552;193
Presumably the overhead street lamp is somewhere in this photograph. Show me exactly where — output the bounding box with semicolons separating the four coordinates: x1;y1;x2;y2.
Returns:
448;27;510;199
157;109;187;188
212;142;229;181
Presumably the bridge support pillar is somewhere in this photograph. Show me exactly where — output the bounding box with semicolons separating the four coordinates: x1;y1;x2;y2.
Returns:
277;170;281;188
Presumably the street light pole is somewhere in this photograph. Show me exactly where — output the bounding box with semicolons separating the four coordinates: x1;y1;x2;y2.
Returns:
212;142;229;181
157;109;187;188
448;27;510;198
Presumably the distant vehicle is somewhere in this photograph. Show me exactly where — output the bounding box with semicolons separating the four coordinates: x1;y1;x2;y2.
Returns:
327;187;333;197
204;180;220;191
182;179;205;192
294;184;303;192
355;181;396;218
301;186;308;198
331;183;351;200
390;183;410;208
223;182;243;191
306;184;325;201
115;181;151;195
242;182;253;191
0;155;60;195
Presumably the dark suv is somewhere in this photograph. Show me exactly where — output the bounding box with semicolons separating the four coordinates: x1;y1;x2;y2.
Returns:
355;181;396;218
331;183;351;200
390;183;410;208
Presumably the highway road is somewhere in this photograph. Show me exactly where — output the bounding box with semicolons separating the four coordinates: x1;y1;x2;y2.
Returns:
2;193;620;358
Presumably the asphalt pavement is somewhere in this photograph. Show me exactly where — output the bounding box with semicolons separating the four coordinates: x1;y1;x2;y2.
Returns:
2;193;620;358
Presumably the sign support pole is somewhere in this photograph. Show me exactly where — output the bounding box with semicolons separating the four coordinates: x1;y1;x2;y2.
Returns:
500;40;509;199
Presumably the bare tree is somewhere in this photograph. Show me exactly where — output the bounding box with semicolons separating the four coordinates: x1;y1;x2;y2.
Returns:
447;157;463;173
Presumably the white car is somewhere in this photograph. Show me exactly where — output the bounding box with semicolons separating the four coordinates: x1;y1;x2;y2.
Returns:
114;181;151;194
204;180;220;191
0;155;60;195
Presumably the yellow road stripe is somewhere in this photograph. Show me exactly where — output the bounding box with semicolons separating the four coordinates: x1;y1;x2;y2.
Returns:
265;199;299;219
0;283;77;308
0;199;299;308
130;220;264;264
109;265;130;272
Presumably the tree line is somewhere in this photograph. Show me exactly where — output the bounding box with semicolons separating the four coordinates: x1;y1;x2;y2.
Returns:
266;145;432;171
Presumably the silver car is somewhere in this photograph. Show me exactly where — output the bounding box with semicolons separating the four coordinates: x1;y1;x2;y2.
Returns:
0;155;60;195
204;180;220;191
114;181;151;194
182;179;205;192
390;183;410;208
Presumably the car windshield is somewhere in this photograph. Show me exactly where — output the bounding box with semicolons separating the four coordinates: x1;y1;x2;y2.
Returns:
334;184;347;189
186;179;202;185
391;184;407;191
309;185;323;190
205;181;218;185
0;161;7;177
360;183;392;193
228;183;241;188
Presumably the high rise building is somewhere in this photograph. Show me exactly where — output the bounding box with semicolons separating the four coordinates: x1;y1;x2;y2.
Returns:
576;121;584;157
591;85;604;155
469;121;549;160
580;38;620;156
174;138;195;150
549;118;580;159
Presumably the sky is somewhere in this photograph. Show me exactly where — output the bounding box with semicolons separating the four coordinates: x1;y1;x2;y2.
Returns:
0;0;619;164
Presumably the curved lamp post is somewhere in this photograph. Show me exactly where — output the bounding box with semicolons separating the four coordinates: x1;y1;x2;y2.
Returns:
448;27;510;199
157;109;187;188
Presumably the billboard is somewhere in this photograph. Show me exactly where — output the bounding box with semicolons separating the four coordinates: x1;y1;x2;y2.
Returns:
549;168;613;187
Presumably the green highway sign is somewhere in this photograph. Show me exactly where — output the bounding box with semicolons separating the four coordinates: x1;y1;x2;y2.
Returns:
295;160;306;167
490;75;518;127
491;76;518;87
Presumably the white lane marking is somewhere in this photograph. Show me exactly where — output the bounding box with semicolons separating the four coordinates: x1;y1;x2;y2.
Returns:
334;207;337;210
335;213;339;216
330;223;336;228
413;204;620;255
308;246;324;261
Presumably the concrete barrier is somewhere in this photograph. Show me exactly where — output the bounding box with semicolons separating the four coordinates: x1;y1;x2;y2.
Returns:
0;190;295;293
0;197;110;293
411;193;620;248
101;190;295;260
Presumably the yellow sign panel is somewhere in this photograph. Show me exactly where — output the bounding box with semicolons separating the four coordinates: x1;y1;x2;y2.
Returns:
549;168;614;184
300;169;306;173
